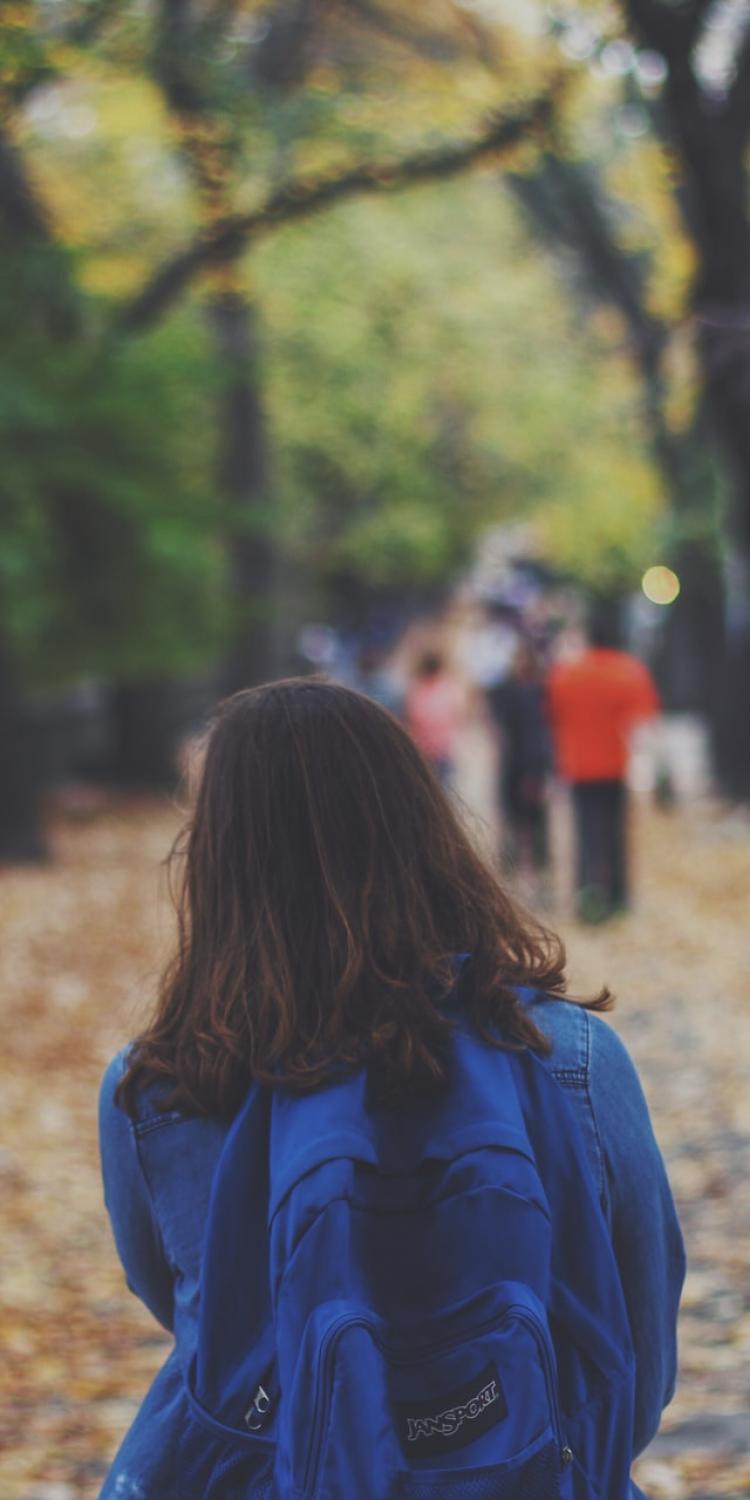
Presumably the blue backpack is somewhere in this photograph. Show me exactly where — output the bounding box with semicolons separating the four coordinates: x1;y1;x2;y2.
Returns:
178;1002;636;1498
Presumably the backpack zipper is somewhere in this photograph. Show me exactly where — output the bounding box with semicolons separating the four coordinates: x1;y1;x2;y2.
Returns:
506;1305;572;1465
303;1301;572;1496
243;1363;280;1432
244;1382;273;1432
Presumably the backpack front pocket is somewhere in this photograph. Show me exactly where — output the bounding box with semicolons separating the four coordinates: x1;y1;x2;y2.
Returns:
396;1432;561;1499
295;1283;571;1499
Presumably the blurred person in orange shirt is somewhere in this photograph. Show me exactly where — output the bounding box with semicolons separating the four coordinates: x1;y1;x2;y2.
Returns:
405;650;467;786
547;604;659;922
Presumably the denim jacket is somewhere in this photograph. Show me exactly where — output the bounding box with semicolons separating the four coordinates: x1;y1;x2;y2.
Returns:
98;997;685;1500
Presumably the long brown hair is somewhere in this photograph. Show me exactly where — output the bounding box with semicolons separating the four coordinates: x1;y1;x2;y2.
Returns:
119;678;608;1119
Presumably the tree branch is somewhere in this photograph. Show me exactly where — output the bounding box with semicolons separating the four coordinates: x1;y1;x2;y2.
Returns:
152;0;205;114
338;0;465;63
121;85;561;332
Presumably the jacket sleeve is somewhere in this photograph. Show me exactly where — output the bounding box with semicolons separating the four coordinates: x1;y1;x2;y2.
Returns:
588;1016;685;1455
99;1051;175;1332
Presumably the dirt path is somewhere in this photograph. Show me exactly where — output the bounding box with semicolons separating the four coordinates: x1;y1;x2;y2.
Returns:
557;802;750;1500
0;786;748;1499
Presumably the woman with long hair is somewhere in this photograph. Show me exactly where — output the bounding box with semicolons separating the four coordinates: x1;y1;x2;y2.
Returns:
99;679;684;1500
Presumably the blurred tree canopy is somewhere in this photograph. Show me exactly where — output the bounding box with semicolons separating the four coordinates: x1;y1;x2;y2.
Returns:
0;1;669;679
258;180;662;600
2;0;750;837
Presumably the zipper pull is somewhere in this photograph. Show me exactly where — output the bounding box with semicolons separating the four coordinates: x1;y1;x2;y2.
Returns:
561;1445;574;1466
244;1382;274;1431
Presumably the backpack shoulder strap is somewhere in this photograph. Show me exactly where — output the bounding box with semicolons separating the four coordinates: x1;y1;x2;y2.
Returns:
191;1083;275;1425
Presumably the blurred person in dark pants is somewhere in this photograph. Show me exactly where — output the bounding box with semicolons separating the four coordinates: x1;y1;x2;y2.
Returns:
487;642;553;905
548;606;659;922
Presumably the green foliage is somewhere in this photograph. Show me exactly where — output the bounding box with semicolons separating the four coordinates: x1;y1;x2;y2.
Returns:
257;177;663;596
0;259;224;685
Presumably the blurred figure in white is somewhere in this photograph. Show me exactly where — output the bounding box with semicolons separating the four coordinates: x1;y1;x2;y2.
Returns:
464;606;520;695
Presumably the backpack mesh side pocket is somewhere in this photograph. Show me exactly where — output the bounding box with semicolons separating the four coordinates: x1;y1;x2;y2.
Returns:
176;1403;275;1500
397;1439;560;1500
202;1445;274;1500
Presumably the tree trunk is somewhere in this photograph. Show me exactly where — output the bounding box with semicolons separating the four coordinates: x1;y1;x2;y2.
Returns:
663;60;750;794
653;533;724;713
105;294;278;776
209;289;279;693
0;128;84;857
623;1;750;796
710;546;750;800
108;679;182;788
687;199;750;793
0;644;48;861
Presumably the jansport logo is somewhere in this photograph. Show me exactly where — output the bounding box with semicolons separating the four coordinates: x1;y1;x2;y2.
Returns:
396;1362;506;1457
406;1375;500;1443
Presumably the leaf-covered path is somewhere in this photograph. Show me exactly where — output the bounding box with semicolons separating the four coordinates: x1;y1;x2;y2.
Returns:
0;794;748;1499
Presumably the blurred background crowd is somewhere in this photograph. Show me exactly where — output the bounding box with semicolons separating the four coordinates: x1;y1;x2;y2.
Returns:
2;2;750;1498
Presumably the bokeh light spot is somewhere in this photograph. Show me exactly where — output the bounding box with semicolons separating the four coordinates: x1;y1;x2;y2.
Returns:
642;565;680;605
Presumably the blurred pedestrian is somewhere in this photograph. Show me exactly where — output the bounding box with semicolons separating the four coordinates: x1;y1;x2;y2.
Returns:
487;641;553;903
405;649;466;785
547;604;660;921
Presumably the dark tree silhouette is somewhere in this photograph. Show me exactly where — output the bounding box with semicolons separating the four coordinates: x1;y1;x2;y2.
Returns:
622;0;750;796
